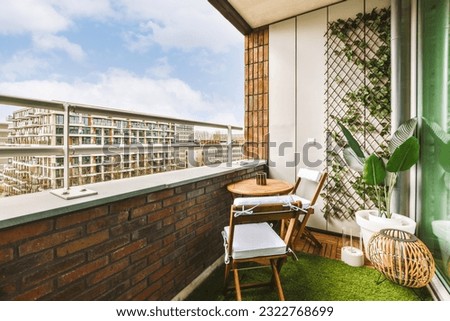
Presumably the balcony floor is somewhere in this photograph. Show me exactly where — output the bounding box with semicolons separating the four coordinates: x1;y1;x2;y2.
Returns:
186;228;432;301
293;230;372;267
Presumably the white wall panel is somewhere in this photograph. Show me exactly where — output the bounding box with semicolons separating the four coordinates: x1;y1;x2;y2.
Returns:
268;0;390;233
269;19;297;184
296;8;328;231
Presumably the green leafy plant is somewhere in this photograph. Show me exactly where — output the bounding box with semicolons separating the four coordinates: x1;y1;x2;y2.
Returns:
339;118;419;218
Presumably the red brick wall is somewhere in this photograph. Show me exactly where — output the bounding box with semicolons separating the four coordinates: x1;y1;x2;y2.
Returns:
0;165;263;300
244;27;269;161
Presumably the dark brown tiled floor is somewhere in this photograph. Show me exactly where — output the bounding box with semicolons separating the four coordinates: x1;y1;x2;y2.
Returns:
293;230;372;267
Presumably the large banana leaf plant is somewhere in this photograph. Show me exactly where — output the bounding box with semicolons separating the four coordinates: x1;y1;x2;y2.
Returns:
338;118;419;218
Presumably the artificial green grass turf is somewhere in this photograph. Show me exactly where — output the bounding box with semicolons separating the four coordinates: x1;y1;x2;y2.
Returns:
186;252;432;301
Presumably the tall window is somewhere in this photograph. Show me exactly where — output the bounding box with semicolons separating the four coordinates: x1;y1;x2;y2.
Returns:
55;114;64;125
418;0;449;292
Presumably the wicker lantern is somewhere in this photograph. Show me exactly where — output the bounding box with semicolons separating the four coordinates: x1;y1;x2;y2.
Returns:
368;229;435;288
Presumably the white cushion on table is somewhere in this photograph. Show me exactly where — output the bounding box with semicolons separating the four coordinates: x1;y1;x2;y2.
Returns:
223;222;287;259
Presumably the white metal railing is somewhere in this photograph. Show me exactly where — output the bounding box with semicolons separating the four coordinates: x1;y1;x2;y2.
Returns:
0;94;243;199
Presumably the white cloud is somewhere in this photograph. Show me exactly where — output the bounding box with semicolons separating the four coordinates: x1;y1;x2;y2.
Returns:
0;0;241;52
0;0;241;62
207;111;241;127
119;0;242;53
0;0;115;35
0;0;114;62
0;51;48;81
0;1;244;125
32;34;86;62
0;69;241;125
50;0;115;19
0;0;70;35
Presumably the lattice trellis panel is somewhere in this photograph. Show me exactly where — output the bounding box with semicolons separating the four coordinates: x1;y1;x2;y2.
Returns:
324;8;391;220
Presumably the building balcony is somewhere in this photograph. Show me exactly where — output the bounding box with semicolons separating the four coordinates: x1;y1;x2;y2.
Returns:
0;158;264;300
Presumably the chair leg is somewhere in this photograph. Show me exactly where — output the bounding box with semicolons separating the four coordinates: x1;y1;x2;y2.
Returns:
280;219;286;239
303;227;322;248
292;218;306;245
293;226;322;248
290;220;301;246
223;263;232;295
292;212;322;248
233;262;242;301
270;259;285;301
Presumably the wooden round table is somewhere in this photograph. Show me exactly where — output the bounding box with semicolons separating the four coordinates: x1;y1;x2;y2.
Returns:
227;178;294;197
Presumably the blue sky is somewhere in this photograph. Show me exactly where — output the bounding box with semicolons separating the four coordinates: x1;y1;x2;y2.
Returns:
0;0;244;125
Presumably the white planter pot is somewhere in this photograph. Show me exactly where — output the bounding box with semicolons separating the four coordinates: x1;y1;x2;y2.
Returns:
355;209;417;259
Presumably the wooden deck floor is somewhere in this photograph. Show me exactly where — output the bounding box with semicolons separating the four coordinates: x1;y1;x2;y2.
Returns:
293;230;372;267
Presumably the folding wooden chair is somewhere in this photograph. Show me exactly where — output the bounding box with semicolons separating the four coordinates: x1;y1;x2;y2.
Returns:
289;168;327;248
222;195;303;301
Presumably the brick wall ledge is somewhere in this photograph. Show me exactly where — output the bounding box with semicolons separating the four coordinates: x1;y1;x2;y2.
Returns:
0;160;266;230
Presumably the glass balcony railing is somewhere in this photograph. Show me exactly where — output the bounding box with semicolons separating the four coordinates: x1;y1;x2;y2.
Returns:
0;94;244;200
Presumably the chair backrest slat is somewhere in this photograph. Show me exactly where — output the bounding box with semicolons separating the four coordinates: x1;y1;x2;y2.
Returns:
291;169;327;206
227;199;303;254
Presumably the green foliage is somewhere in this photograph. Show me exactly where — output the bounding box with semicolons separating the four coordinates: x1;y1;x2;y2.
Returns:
389;118;420;153
386;136;419;172
363;154;386;185
338;121;365;158
339;118;419;218
329;7;391;127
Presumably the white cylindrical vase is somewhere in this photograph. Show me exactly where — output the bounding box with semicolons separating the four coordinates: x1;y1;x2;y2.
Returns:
341;246;364;267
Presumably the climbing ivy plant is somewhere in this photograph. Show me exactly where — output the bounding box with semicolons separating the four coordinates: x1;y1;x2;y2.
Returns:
323;7;391;220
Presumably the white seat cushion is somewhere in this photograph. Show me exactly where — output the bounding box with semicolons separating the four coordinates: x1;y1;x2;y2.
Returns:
233;194;301;206
223;222;287;259
296;196;311;209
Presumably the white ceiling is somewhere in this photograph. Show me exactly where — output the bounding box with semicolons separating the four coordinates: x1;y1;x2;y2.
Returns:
228;0;344;28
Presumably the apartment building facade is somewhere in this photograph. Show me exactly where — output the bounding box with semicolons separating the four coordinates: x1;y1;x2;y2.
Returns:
0;122;9;196
1;108;244;196
0;122;8;145
2;108;178;196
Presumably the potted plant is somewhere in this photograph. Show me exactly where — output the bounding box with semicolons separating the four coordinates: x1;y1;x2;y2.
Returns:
338;117;419;255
